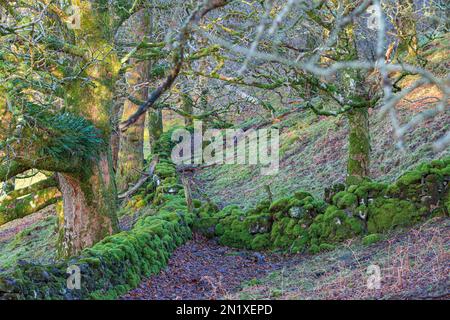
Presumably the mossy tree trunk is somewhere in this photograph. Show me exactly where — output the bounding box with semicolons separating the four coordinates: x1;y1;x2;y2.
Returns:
181;90;194;127
0;176;60;226
395;0;418;60
116;11;153;192
116;60;149;191
346;108;370;185
56;0;121;257
0;0;128;256
336;13;371;186
148;109;163;152
0;187;61;226
145;9;164;153
57;161;117;257
111;98;124;171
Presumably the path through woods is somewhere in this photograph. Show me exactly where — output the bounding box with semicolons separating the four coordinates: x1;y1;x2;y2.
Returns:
122;234;294;300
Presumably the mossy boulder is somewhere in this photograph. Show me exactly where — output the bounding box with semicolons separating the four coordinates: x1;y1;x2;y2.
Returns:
251;234;271;250
333;191;358;210
308;206;364;247
269;197;291;213
367;198;419;233
247;213;272;234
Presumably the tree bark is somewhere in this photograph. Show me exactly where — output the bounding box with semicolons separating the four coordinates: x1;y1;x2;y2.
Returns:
116;62;149;191
181;176;193;213
181;91;194;127
55;1;121;257
346;108;370;185
57;154;118;257
111;98;124;171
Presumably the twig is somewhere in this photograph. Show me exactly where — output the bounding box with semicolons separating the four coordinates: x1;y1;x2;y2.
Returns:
118;155;159;200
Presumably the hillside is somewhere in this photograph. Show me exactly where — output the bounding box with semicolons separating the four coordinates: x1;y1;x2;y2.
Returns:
193;99;450;210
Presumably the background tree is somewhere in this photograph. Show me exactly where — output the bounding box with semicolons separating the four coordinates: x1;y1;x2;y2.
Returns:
116;10;152;192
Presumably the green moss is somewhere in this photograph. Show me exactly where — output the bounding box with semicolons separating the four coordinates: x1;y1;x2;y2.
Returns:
333;191;358;209
397;171;423;186
154;163;176;179
269;197;291;213
367;198;419;233
354;182;387;200
362;233;382;245
193;216;218;238
294;190;312;201
251;234;271;250
308;206;364;247
0;215;58;270
319;243;336;252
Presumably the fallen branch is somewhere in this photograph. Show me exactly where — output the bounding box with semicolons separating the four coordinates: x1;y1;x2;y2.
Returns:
0;187;61;226
118;156;159;200
1;175;57;202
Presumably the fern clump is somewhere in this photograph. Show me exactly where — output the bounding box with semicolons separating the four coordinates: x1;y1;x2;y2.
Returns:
22;104;104;172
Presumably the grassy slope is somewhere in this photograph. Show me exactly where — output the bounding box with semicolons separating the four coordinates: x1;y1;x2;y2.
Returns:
0;206;58;270
194;97;449;210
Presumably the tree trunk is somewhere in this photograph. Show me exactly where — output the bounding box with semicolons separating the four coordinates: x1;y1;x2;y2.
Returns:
346;108;370;185
148;109;163;152
0;187;61;226
56;1;121;257
181;91;194;126
116;11;151;192
395;0;418;60
57;154;118;257
116;61;148;191
111;98;124;171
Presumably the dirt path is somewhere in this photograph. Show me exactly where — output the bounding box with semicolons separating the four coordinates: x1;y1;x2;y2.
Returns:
122;234;294;300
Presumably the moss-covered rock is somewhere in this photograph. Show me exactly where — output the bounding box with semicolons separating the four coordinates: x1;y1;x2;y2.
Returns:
367;198;419;233
196;191;326;253
308;206;364;248
251;234;271;250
